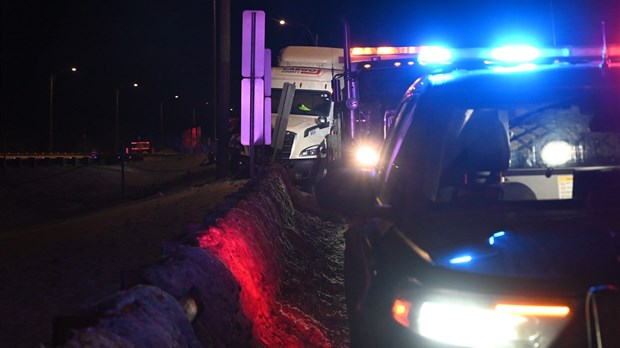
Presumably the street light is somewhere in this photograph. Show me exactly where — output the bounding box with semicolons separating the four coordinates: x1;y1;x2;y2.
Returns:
160;95;179;150
49;66;77;152
277;18;318;46
115;83;139;152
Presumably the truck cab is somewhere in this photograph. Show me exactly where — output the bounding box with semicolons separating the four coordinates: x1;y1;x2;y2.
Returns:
271;46;344;185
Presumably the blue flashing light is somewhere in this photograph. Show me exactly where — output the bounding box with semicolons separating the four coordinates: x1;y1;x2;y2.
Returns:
418;46;452;65
449;255;472;264
489;231;506;245
490;45;540;63
428;73;454;84
492;63;538;73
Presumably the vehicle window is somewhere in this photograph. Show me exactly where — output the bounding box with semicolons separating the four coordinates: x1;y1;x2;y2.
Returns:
509;100;620;169
377;96;446;208
356;64;426;139
388;72;620;204
358;63;425;110
419;82;620;202
271;89;331;117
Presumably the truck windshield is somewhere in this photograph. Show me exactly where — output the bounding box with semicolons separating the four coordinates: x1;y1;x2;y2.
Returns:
356;63;427;140
271;89;331;117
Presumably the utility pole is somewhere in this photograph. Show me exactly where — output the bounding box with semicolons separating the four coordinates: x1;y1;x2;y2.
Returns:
212;0;218;143
49;67;77;152
215;0;231;179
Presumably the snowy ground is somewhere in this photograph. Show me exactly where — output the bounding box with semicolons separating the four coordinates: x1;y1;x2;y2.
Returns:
0;155;349;347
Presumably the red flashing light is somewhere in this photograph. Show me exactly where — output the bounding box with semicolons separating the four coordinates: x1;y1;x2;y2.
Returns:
351;46;422;56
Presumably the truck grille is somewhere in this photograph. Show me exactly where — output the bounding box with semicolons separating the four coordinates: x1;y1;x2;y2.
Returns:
275;131;296;161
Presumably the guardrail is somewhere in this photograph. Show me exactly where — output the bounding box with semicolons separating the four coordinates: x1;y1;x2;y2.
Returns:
1;153;145;168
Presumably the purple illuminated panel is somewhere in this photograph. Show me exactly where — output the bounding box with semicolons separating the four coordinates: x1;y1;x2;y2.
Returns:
264;49;271;96
264;97;271;145
241;78;266;145
241;10;265;78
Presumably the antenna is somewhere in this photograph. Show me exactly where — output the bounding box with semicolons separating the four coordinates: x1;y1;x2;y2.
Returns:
600;21;610;69
549;0;557;46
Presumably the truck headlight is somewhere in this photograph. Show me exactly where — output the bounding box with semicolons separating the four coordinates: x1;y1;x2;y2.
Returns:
355;145;379;167
392;292;570;348
300;145;319;157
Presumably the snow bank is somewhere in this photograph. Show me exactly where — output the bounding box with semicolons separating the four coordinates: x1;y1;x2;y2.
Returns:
62;285;201;348
60;165;347;347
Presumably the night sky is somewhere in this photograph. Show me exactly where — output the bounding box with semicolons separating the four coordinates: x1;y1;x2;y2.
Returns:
1;0;618;153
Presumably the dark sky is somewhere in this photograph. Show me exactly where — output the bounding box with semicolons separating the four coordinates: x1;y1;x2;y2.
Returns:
1;0;618;153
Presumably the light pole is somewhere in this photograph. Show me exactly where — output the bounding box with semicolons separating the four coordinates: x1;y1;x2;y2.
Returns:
192;101;210;127
159;95;179;151
115;83;139;152
277;18;318;46
49;67;77;153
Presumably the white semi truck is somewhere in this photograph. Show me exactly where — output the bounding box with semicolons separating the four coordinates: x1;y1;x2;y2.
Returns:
270;46;344;186
270;45;429;185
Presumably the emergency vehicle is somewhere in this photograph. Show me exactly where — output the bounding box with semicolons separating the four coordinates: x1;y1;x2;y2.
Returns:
317;42;620;348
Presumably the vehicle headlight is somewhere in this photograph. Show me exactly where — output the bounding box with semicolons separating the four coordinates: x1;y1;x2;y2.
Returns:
540;140;573;166
300;145;319;157
392;293;570;348
355;145;379;167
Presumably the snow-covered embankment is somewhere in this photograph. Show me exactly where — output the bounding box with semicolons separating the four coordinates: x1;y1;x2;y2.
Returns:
59;165;348;347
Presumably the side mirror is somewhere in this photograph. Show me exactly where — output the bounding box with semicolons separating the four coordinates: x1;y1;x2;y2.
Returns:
317;115;329;129
331;78;342;103
315;167;377;216
383;108;397;139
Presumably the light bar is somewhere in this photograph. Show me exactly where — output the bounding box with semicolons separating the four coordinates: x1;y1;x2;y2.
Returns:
349;44;620;66
495;304;570;317
351;46;422;56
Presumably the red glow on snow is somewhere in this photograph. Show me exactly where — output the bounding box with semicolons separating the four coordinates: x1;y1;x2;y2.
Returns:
197;208;331;347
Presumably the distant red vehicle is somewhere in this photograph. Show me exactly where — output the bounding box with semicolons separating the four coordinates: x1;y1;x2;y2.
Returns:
128;141;151;154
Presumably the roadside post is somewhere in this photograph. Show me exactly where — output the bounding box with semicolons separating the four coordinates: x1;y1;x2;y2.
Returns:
241;10;270;178
271;82;295;161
